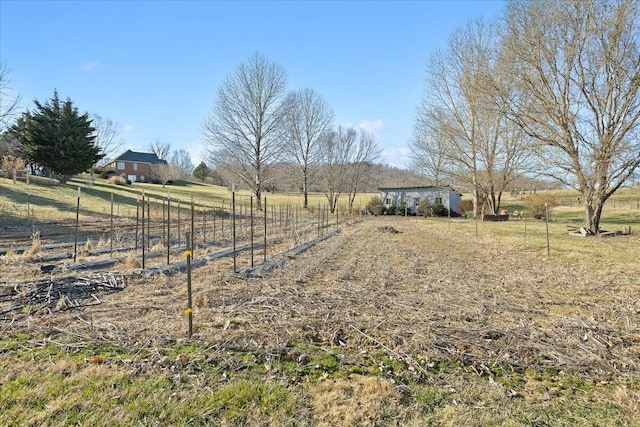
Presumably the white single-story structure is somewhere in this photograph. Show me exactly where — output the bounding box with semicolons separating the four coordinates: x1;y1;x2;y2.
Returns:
379;186;463;215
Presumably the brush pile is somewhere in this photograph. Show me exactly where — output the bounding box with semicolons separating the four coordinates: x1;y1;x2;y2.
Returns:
0;273;126;319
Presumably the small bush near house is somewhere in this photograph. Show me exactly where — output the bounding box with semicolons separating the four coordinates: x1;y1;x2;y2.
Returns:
458;199;473;215
98;169;116;179
418;200;450;217
386;205;397;215
107;174;128;186
433;203;451;217
395;202;408;215
522;193;558;219
366;197;385;216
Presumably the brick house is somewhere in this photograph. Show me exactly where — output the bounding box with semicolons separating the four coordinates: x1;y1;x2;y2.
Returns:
104;150;167;182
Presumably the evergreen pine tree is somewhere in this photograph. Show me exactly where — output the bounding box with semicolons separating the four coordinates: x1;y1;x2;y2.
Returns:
192;161;210;182
22;90;102;182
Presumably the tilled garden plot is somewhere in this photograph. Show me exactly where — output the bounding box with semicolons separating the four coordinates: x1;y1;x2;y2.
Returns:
2;217;639;425
5;217;638;376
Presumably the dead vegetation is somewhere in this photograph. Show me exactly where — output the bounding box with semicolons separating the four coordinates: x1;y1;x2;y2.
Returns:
1;217;639;425
0;273;126;318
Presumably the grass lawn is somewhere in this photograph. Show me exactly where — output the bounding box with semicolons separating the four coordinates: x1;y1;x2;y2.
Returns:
0;174;374;224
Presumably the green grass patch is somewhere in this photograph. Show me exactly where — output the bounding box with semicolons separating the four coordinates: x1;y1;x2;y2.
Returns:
1;337;638;426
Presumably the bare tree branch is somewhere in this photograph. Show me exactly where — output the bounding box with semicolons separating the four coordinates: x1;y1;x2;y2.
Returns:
91;114;124;165
503;0;640;232
412;17;532;215
169;149;194;180
0;60;21;133
203;52;288;209
148;140;171;162
283;88;335;208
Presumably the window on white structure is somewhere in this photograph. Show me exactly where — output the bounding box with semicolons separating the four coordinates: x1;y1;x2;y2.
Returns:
133;163;138;171
435;196;443;204
385;198;391;205
116;161;125;170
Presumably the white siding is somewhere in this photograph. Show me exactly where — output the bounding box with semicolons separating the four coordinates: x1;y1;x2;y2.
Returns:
379;187;462;214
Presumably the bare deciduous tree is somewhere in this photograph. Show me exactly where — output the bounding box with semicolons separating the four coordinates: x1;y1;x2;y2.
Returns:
318;127;353;213
91;114;124;164
0;115;27;159
503;0;640;232
318;126;380;213
412;17;531;216
170;149;194;180
148;140;171;162
345;130;381;212
203;52;288;210
410;107;453;186
283;88;335;209
1;155;26;183
0;60;21;133
150;163;179;188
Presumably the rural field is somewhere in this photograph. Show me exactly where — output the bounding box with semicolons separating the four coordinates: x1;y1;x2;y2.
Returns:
1;179;640;425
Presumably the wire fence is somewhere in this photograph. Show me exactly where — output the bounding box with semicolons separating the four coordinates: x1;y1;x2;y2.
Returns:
0;185;360;273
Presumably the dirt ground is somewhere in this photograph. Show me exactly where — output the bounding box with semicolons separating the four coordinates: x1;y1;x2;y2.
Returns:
3;216;639;376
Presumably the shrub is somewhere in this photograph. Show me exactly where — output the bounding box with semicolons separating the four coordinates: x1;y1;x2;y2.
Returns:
458;199;473;214
107;174;128;186
432;203;449;217
99;169;116;179
418;200;450;217
417;200;429;216
1;156;26;183
366;196;385;216
396;202;408;215
522;193;558;219
386;205;397;215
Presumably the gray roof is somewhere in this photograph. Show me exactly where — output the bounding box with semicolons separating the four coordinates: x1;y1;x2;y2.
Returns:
113;149;167;165
378;185;462;196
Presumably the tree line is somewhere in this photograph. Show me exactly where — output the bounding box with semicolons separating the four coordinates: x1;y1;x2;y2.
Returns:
201;52;381;212
410;0;640;233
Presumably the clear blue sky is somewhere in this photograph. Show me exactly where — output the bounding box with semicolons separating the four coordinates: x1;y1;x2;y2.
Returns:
1;0;505;168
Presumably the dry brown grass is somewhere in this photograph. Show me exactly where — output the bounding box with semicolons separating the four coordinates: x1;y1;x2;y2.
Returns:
106;174;128;185
306;374;399;426
2;216;639;424
122;251;141;269
26;231;41;255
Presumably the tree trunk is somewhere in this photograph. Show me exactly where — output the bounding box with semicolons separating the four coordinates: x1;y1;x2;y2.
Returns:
303;178;308;210
472;187;480;218
255;189;262;211
348;193;355;213
486;192;497;215
585;201;604;233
